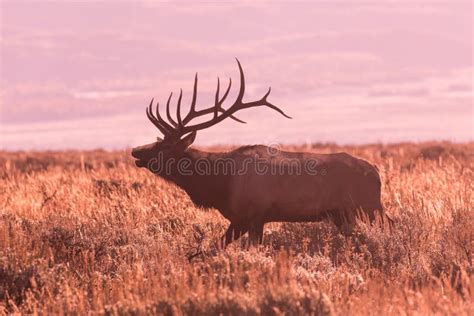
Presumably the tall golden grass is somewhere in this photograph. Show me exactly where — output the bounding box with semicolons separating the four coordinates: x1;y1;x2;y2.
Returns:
0;142;472;315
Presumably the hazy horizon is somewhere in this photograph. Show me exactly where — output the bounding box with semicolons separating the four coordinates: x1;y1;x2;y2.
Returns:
1;1;472;150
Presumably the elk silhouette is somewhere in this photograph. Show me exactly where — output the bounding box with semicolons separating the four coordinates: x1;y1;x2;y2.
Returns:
132;59;388;253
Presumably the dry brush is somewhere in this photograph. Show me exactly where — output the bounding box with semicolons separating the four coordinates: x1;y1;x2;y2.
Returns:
0;142;472;315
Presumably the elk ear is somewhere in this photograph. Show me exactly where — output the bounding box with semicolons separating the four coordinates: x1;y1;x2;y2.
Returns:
177;131;196;150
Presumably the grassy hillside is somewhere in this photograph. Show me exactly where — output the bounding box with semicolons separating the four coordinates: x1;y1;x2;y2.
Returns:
0;142;472;314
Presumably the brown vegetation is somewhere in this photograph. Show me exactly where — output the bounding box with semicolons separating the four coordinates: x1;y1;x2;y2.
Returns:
0;142;473;315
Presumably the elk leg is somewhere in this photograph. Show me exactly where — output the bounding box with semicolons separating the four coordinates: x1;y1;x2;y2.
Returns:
248;221;264;245
330;209;355;236
220;222;248;248
188;223;248;261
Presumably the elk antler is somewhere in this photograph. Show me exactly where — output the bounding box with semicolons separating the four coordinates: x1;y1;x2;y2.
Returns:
146;58;291;139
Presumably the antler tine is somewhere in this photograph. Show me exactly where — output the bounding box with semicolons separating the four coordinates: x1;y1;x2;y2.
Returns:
190;73;198;113
262;87;292;119
166;92;178;127
218;77;232;107
156;100;175;133
146;98;158;127
214;77;243;121
241;87;292;119
182;74;198;124
235;58;245;104
176;89;183;127
146;99;172;136
218;77;245;123
214;77;220;118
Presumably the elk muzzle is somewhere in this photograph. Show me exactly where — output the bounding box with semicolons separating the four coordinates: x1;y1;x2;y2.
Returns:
131;143;155;168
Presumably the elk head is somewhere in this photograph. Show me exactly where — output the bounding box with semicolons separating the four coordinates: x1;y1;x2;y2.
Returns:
131;59;291;170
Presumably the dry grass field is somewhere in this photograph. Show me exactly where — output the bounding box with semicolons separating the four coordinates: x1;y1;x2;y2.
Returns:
0;142;472;315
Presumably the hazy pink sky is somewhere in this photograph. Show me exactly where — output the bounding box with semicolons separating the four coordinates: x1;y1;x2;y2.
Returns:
0;1;472;149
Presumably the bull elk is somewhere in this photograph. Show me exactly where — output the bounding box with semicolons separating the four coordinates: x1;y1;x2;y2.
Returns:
132;59;388;253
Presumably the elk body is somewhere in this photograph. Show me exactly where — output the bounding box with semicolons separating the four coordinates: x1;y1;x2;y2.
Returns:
132;59;386;249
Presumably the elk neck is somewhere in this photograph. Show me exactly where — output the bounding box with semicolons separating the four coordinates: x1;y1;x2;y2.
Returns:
158;148;232;211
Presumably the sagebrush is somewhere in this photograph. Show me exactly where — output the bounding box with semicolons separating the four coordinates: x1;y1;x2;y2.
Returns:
0;142;472;315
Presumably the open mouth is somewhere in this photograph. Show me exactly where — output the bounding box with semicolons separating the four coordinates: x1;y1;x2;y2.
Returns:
134;159;147;168
131;149;148;168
